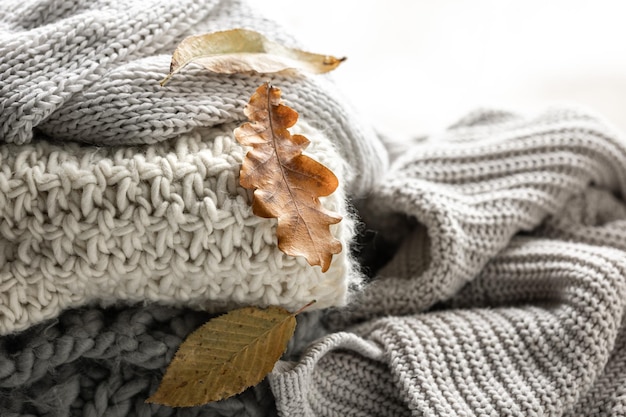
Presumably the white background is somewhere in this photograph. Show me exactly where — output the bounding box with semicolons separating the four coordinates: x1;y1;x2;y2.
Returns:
251;0;626;139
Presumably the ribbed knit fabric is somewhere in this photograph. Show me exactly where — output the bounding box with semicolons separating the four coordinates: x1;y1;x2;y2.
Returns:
4;1;626;417
270;107;626;416
334;107;626;324
0;0;388;335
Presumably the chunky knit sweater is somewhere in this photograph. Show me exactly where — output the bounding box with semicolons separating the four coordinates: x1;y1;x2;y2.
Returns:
3;1;626;417
0;0;388;335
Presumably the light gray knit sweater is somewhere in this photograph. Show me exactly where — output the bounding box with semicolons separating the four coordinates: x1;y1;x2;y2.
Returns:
270;108;626;416
3;1;626;417
0;0;388;335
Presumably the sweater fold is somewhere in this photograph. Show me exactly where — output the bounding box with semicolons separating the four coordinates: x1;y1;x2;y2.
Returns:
3;1;626;416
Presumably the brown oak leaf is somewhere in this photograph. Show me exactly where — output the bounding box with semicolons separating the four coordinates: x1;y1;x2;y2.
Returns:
234;82;342;272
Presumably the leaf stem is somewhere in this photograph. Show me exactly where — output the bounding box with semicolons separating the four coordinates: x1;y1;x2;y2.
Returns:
294;300;317;316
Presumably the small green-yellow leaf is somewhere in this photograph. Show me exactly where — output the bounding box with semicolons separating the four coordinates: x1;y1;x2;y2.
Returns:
160;28;346;85
146;305;296;407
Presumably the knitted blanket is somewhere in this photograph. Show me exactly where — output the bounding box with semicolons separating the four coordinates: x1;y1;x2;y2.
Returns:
271;108;626;416
3;1;626;417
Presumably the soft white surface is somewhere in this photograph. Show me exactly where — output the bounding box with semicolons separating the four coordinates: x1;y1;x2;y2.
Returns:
253;0;626;138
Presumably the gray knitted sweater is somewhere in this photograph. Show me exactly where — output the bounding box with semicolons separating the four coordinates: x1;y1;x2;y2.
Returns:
2;1;626;416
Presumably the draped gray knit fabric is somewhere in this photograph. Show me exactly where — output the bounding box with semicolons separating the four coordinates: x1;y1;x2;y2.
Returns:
270;108;626;416
3;1;626;417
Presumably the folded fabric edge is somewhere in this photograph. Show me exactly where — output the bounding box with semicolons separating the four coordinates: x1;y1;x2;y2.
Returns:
0;119;363;335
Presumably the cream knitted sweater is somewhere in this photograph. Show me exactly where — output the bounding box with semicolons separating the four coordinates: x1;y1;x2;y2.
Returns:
3;1;626;417
0;0;387;335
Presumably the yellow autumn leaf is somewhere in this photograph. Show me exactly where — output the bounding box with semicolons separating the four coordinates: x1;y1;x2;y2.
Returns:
146;305;296;407
160;28;346;85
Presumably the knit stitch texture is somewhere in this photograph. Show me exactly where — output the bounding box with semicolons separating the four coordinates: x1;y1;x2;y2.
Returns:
271;107;626;416
4;0;626;417
0;0;388;334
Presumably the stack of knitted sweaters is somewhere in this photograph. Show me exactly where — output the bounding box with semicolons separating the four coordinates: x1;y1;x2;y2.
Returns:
2;0;626;416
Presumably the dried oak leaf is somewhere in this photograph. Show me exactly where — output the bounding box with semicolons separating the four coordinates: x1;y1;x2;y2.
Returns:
160;28;346;85
235;82;342;272
146;305;297;407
